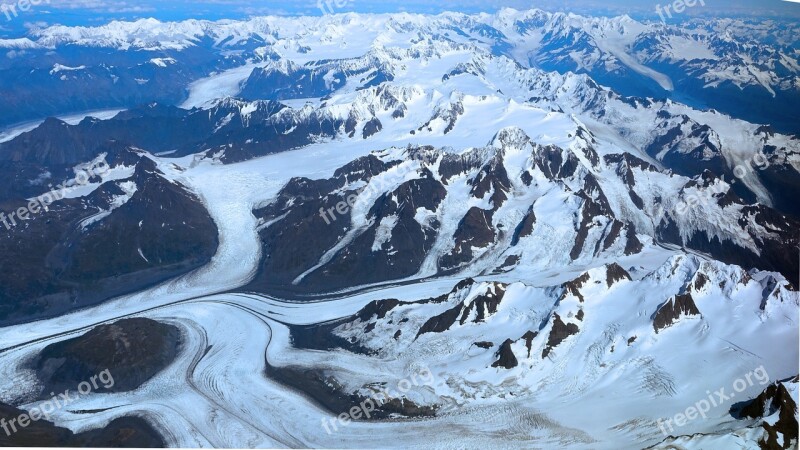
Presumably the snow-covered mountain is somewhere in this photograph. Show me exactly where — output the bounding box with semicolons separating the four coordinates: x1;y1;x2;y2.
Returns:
0;7;797;450
2;9;798;132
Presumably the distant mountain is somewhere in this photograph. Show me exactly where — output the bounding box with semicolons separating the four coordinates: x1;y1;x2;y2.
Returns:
0;9;797;450
1;10;798;132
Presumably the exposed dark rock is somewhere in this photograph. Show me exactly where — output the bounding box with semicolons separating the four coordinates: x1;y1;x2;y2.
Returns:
542;314;579;358
416;304;464;338
569;189;613;260
0;401;163;447
265;365;437;421
602;221;625;251
606;263;632;287
603;153;659;174
457;284;506;324
474;341;494;349
624;226;644;255
758;149;800;217
532;144;579;181
240;62;347;100
0;46;247;129
693;273;710;292
492;339;518;369
561;272;591;302
0;100;341;165
657;190;799;285
731;380;798;450
417;282;506;338
440;207;496;270
644;115;730;180
438;152;485;182
248;159;446;295
469;154;511;210
362;118;383;139
495;255;520;273
0;157;219;326
521;331;537;358
289;280;475;354
33;318;181;395
652;293;701;333
511;207;536;246
357;299;403;322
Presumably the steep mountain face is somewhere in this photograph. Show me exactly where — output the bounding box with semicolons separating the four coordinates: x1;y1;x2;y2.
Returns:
248;127;797;296
0;153;218;326
0;8;797;450
655;378;799;449
279;256;797;445
0;100;341;164
240;55;395;100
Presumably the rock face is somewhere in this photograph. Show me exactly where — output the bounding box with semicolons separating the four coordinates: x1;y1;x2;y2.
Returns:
440;206;497;271
652;294;702;333
492;339;519;369
417;282;507;338
0;100;342;164
265;365;437;422
34;318;181;395
0;401;164;447
0;156;219;326
248;151;447;296
239;122;798;298
605;263;631;287
655;176;800;285
731;379;799;450
542;314;580;358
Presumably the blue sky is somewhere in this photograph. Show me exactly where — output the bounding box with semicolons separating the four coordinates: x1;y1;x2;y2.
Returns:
1;0;798;36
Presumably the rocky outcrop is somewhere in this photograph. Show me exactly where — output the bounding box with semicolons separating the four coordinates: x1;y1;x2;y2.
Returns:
0;100;342;164
417;283;507;337
732;379;799;450
652;294;701;333
491;339;518;369
34;318;181;395
606;263;632;287
542;314;579;358
0;157;219;326
248;154;446;296
440;207;496;270
0;401;163;447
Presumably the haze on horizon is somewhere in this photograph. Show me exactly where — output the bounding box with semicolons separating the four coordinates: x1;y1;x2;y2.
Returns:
1;0;798;34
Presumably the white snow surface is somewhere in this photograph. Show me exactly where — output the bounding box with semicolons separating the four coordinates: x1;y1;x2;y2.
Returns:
0;10;797;449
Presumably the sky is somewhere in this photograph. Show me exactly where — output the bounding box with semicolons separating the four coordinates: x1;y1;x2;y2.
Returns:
0;0;798;36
